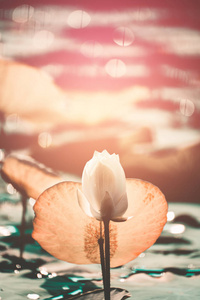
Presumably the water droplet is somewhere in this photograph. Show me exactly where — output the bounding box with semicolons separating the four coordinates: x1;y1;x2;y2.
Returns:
105;59;126;78
38;132;52;148
27;294;40;300
67;10;91;29
113;27;134;47
180;99;195;117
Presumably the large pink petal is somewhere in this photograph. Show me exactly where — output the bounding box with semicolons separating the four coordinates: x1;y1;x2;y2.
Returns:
111;178;168;266
33;181;96;265
32;178;167;267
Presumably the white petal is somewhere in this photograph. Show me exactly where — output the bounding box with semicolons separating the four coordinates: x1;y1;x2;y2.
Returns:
92;161;116;203
90;205;102;221
82;168;99;211
111;193;128;219
81;150;128;220
84;155;98;176
100;191;114;219
99;153;126;200
77;189;93;218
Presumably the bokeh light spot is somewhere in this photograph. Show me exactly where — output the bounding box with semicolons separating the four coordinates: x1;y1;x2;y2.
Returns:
5;114;20;132
113;27;134;47
170;224;185;234
33;30;54;49
38;132;52;148
27;294;40;300
67;10;91;29
62;286;70;290
105;59;126;78
81;40;103;57
39;267;48;276
29;198;36;207
167;211;175;221
180;99;195;117
139;252;145;258
0;226;11;237
7;183;17;195
12;5;34;23
49;272;57;278
34;9;54;27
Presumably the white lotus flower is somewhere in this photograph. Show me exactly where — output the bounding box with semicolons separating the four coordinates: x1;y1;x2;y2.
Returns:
77;150;128;221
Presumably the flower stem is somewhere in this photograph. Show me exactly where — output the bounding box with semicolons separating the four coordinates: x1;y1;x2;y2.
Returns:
98;222;106;290
104;219;110;300
20;195;27;258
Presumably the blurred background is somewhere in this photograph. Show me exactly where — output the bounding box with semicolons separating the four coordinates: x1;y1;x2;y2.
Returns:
0;0;200;202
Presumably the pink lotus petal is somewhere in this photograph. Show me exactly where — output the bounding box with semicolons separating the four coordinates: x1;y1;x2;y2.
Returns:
32;179;167;267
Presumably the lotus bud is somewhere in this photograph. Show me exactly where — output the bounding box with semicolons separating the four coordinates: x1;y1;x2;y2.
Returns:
77;150;128;221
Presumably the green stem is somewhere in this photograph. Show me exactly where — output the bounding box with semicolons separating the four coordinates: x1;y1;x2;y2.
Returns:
104;219;110;300
98;221;106;291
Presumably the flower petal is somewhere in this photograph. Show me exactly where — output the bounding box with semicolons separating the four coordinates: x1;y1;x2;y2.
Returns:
111;193;128;219
98;152;127;203
32;179;167;268
83;161;116;211
33;181;95;265
77;189;93;218
111;178;168;267
77;188;102;220
81;150;128;220
100;191;114;219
